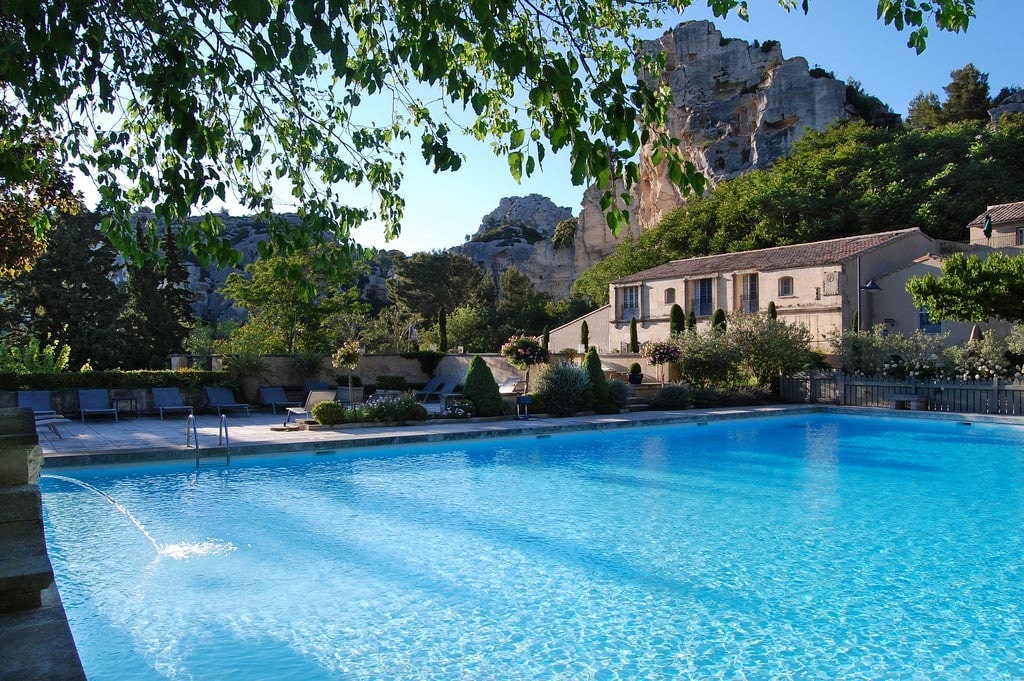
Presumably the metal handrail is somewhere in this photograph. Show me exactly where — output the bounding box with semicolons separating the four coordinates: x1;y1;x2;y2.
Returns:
185;414;199;450
217;415;231;466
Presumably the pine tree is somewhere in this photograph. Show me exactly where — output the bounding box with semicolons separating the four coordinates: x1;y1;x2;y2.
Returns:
942;63;991;123
0;212;125;369
906;91;944;129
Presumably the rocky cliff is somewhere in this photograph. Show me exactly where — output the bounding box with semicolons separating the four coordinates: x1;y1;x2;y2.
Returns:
465;21;862;300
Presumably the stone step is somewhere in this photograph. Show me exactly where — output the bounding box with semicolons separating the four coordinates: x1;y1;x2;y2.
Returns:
0;554;53;613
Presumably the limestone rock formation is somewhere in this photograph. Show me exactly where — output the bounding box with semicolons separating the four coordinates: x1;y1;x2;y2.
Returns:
456;194;578;298
575;20;855;259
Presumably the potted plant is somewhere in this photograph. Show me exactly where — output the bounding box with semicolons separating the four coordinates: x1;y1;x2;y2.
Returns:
641;339;682;383
332;341;363;405
501;335;548;393
225;351;269;402
628;362;644;385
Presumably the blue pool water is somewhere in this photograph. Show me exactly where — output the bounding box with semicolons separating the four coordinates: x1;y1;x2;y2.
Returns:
41;414;1024;680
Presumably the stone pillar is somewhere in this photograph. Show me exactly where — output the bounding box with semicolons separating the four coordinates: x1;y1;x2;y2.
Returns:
0;408;88;680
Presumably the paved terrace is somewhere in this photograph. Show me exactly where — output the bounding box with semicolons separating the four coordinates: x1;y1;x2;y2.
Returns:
38;404;819;466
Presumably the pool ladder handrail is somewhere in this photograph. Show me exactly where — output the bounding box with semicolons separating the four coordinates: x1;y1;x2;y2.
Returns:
186;414;231;467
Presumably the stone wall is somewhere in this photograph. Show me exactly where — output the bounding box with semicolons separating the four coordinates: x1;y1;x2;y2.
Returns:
0;408;86;680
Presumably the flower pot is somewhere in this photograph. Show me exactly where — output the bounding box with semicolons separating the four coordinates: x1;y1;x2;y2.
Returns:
628;374;643;385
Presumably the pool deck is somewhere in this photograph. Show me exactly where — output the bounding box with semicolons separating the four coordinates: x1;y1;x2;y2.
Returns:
39;404;822;466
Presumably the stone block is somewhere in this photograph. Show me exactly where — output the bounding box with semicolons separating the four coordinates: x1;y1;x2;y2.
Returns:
0;409;42;486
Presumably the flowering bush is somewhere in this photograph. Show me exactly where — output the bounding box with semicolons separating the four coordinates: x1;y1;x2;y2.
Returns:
501;336;548;369
641;339;681;365
442;399;474;419
331;341;363;370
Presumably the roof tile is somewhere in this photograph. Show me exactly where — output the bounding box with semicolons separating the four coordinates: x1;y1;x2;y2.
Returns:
967;201;1024;227
612;228;922;284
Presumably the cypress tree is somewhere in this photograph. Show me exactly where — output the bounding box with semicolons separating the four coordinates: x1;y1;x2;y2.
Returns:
463;355;503;417
686;310;697;331
580;320;589;349
541;326;550;352
628;317;639;353
711;308;726;333
767;301;777;320
584;347;614;414
669;303;685;335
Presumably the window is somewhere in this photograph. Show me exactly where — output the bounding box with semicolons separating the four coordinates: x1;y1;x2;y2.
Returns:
778;276;794;297
664;287;676;305
1017;227;1024;246
740;274;758;312
691;278;713;316
918;308;941;334
620;286;640;320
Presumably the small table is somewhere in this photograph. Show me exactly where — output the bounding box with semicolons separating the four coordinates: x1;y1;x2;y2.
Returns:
111;397;138;418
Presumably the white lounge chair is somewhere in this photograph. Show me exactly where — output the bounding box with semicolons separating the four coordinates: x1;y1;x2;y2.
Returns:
284;390;337;426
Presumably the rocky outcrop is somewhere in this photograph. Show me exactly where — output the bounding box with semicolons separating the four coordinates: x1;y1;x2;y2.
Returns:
574;20;855;261
456;194;578;298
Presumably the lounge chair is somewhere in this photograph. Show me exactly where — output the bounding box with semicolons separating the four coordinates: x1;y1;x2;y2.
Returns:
497;377;525;395
78;389;118;423
204;386;251;416
304;380;330;392
284;389;337;426
151;387;194;420
17;390;56;417
436;375;466;409
414;375;446;402
259;387;302;414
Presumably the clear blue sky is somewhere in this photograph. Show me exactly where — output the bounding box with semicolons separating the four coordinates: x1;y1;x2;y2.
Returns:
354;0;1024;255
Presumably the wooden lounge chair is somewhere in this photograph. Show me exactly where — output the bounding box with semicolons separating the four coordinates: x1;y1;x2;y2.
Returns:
259;387;302;414
78;389;118;423
204;386;250;416
284;390;337;426
151;387;194;420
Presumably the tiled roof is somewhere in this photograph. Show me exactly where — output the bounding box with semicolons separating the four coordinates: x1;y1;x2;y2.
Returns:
612;228;923;284
967;201;1024;226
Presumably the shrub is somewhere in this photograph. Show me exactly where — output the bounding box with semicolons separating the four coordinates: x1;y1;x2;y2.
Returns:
727;313;814;389
676;330;740;387
583;347;615;413
311;400;346;426
335;374;362;387
629;362;642;375
375;375;408;391
292;350;325;377
366;394;428;423
0;339;71;373
607;379;630;411
441;398;474;418
532;363;590;417
629;317;639;352
649;383;690;410
0;369;221;391
462;355;503;417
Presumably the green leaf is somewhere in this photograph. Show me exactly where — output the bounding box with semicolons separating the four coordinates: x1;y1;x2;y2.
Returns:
510;128;524;148
508;151;523;182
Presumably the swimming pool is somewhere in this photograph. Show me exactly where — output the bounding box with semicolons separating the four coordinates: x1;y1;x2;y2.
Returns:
41;413;1024;679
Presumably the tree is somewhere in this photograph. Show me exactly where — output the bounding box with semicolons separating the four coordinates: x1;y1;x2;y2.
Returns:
766;301;777;320
711;308;727;332
686;310;697;330
0;102;81;277
463;355;503;417
728;313;813;390
580;320;590;350
907;252;1024;323
390;251;489;352
0;0;974;266
497;265;550;336
583;347;614;414
0;212;125;369
906;91;944;129
221;245;368;353
942;63;990;123
629;317;639;353
669;303;685;334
